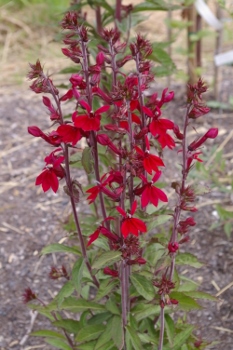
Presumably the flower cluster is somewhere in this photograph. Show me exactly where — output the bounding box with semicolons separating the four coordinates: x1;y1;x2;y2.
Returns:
27;12;218;325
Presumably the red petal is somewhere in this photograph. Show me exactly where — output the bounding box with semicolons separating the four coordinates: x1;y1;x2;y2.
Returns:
131;200;137;215
87;229;100;246
116;206;126;217
121;219;138;238
96;105;110;115
142;106;154;118
153;187;168;202
152;171;162;183
141;186;150;208
131;218;147;232
79;100;91;113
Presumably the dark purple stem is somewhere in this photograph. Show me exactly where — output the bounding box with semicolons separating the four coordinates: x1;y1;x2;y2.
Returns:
158;306;165;350
115;0;122;23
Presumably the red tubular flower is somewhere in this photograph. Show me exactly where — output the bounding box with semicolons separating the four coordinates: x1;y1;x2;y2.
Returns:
42;96;60;121
168;242;179;253
143;106;175;149
28;126;62;146
188;104;210;119
74;100;110;131
86;174;121;204
56;112;83;146
87;217;118;246
188;128;218;151
57;124;82;146
97;134;122;156
135;136;164;175
35;149;65;193
134;171;168;208
103;267;119;278
116;201;147;238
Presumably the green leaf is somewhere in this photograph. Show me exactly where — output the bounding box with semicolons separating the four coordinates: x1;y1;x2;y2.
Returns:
178;281;198;292
172;325;194;350
147;215;171;232
126;325;142;350
132;0;180;12
150;47;175;67
94;318;113;349
175;253;203;268
45;338;73;350
183;291;217;301
224;222;233;238
164;314;175;346
145;243;165;266
130;273;155;301
31;330;65;339
56;281;75;308
76;324;105;343
111;315;124;349
28;304;55;321
41;243;80;256
82;147;94;174
53;319;81;335
95;278;119;301
61;297;105;312
92;251;122;270
105;298;121;315
87;312;112;326
78;341;97;350
72;258;85;294
131;304;160;321
169;292;202;311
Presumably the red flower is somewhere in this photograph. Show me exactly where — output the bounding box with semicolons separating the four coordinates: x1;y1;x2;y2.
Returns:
168;242;179;253
74;100;110;131
28;126;62;146
87;218;118;246
134;171;168;208
188;128;218;151
57;124;82;146
42;96;60;121
86;174;122;204
103;267;119;278
143;106;175;149
35;149;65;193
135;136;164;175
116;201;147;238
56;112;83;146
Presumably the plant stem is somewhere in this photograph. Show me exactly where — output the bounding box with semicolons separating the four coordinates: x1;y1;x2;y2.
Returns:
46;77;99;288
158;306;165;350
115;0;122;23
64;145;99;288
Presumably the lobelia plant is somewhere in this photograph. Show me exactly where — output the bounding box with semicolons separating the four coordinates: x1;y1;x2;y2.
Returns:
25;10;219;350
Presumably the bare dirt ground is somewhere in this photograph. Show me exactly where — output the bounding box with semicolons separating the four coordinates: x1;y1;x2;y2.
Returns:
1;2;233;350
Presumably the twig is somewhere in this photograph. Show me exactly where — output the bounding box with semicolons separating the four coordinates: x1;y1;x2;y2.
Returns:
19;310;38;346
210;326;233;334
215;281;233;297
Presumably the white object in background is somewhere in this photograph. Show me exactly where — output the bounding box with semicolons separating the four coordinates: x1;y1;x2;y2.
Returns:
195;0;223;30
214;50;233;66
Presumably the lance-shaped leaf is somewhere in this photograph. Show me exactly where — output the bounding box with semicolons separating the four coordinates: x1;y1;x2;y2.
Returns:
41;243;80;256
175;253;203;268
92;251;122;270
75;324;105;343
130;273;155;301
